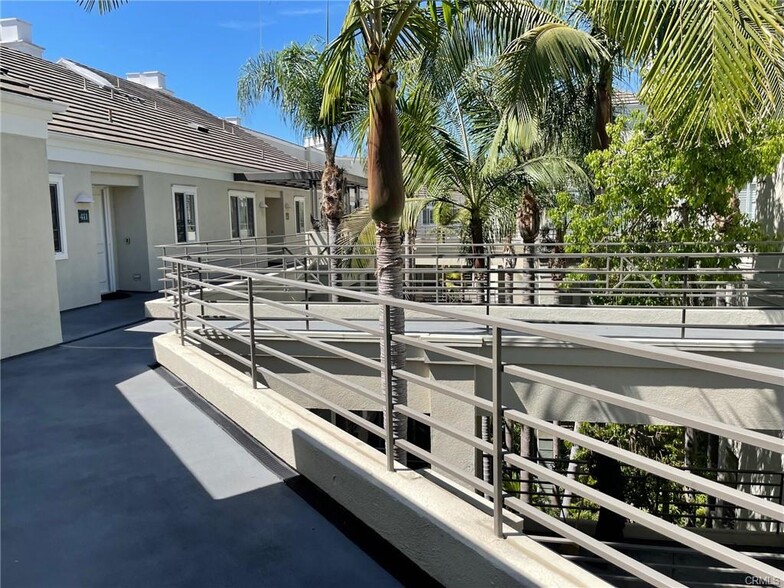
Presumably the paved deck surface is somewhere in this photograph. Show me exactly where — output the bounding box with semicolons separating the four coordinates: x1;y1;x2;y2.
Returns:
1;309;399;587
60;291;160;342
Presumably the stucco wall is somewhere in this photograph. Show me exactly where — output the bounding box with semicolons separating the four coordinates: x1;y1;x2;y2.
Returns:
756;155;784;238
47;160;101;310
33;159;312;308
112;183;150;291
139;171;309;291
1;132;62;357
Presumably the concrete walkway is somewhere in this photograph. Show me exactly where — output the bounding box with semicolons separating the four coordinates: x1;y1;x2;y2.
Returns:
1;313;399;586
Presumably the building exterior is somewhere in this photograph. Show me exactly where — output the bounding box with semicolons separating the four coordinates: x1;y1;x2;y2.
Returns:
0;19;364;358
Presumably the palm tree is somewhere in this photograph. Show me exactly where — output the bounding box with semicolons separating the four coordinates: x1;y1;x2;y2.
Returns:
238;42;364;296
338;197;432;299
546;0;784;146
321;1;451;461
401;45;594;304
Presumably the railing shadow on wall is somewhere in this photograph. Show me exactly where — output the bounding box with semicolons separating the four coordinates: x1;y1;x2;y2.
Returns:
160;252;784;588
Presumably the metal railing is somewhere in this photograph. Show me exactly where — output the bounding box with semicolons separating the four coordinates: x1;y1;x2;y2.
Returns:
162;254;784;588
510;458;784;534
158;237;784;310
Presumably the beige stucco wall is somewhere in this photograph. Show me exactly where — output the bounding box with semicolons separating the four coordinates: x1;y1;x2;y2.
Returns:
756;154;784;238
139;171;309;293
35;158;312;309
47;160;102;310
1;130;62;357
112;183;150;291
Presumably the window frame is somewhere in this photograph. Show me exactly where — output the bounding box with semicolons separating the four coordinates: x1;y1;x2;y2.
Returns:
294;196;306;234
49;173;68;260
171;185;199;243
228;190;256;239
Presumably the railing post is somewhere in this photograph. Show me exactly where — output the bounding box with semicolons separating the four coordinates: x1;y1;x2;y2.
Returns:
492;326;504;538
304;250;311;331
247;276;257;389
486;254;491;315
197;256;205;317
681;255;689;338
177;262;185;346
382;303;395;472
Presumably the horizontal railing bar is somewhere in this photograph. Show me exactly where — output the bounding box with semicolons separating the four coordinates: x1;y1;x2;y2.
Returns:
504;454;784;582
249;337;385;406
179;295;252;323
393;334;494;369
239;295;383;338
395;405;492;453
249;317;384;373
504;410;784;521
393;369;494;411
244;354;387;441
163;256;784;388
395;439;493;495
502;364;784;454
503;496;685;588
181;324;252;369
182;312;264;354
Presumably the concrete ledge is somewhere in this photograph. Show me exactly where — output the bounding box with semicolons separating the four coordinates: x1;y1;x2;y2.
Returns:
154;332;609;588
145;297;784;325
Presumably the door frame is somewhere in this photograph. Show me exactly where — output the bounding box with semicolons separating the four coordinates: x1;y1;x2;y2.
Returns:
96;186;117;293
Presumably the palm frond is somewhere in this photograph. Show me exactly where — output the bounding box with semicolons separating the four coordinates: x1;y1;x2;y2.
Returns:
76;0;126;13
582;0;784;143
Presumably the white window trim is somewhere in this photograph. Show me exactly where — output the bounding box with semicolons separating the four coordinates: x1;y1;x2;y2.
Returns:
171;185;199;243
49;173;68;260
228;190;256;238
294;196;306;233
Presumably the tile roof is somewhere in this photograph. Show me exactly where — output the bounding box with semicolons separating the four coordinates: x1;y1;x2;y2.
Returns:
0;66;53;102
0;46;314;173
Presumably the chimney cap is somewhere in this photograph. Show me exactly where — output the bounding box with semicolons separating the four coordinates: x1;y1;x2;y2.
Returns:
0;17;44;58
126;71;172;95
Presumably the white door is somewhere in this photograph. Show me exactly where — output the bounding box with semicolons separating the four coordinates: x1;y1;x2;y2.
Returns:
93;187;115;293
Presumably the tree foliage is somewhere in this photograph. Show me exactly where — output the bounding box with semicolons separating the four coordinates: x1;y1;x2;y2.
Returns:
554;116;784;248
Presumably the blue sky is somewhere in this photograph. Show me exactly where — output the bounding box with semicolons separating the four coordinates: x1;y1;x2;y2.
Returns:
2;1;348;146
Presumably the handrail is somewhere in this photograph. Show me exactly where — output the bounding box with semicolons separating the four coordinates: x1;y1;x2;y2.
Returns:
164;254;784;587
162;255;784;387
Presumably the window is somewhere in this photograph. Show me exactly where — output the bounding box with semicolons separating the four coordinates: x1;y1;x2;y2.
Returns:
420;202;435;226
229;191;255;238
172;186;198;243
49;174;67;259
294;198;306;233
738;181;758;219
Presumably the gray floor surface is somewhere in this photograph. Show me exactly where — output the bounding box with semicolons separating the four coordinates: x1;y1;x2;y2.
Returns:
60;291;160;342
1;314;399;587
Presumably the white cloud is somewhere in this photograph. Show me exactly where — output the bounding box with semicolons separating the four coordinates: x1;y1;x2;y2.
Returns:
218;19;276;31
278;7;324;16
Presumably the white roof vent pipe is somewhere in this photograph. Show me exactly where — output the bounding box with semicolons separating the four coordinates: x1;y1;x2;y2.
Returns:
126;71;173;95
0;18;45;58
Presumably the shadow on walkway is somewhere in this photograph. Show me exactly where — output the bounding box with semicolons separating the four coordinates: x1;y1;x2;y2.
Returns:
1;321;399;588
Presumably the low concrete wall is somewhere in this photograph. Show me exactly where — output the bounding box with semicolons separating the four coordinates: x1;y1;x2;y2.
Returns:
146;297;784;326
154;332;610;588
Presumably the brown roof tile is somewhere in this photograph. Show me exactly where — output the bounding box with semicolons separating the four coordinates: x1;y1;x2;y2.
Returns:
0;46;314;173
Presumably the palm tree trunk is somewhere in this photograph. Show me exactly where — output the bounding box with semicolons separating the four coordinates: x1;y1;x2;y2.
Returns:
403;228;416;300
521;242;536;305
469;215;486;304
503;239;517;304
321;161;345;302
520;425;537;504
593;58;613;151
368;61;407;464
517;187;540;305
377;222;407;462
